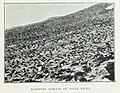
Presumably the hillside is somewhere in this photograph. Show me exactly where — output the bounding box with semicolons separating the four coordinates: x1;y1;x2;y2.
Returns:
5;3;114;83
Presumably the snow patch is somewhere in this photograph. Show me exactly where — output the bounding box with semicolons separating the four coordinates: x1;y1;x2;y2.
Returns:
106;4;114;10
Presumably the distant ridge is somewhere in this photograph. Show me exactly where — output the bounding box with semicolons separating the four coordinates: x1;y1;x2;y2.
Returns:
5;3;113;44
5;3;111;31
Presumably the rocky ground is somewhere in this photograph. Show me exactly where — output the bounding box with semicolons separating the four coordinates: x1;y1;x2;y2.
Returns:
4;3;114;83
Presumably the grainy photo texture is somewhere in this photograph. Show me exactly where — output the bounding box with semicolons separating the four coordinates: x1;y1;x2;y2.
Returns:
4;3;114;83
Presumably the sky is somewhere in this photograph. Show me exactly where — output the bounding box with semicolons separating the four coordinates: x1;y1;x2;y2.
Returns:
5;3;96;29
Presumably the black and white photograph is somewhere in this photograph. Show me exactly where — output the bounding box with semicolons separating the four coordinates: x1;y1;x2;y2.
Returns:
4;2;115;83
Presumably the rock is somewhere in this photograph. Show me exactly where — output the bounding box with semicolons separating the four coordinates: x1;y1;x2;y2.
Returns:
74;72;85;81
